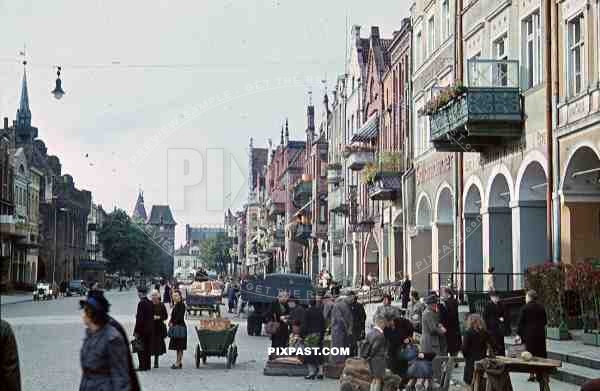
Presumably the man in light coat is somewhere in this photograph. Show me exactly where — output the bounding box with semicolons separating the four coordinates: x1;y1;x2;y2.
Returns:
420;294;447;356
330;294;354;365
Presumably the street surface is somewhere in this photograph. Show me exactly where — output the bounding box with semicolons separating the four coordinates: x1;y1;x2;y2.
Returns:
2;290;335;391
1;292;580;391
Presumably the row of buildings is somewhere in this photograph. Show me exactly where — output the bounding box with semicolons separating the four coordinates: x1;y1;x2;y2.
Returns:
226;0;600;294
0;64;108;289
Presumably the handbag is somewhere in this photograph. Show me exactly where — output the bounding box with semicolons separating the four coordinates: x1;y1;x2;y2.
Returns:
167;325;187;338
131;338;144;353
265;321;280;336
397;344;418;362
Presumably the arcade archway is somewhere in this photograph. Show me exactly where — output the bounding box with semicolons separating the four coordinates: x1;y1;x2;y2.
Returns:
487;173;514;290
517;159;548;272
464;182;484;291
561;145;600;263
411;194;433;293
434;186;454;289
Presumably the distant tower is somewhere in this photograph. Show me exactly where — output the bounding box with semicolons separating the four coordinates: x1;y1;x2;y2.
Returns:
14;61;38;145
247;137;255;204
147;205;177;277
284;119;289;146
132;189;148;222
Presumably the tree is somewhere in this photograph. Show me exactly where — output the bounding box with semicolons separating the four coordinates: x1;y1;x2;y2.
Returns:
199;234;231;273
99;209;164;276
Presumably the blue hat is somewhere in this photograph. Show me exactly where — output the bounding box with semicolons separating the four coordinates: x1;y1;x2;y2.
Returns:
80;290;110;314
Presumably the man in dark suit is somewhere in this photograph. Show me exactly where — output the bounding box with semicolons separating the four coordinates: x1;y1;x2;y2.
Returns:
400;275;411;309
439;287;461;360
483;291;506;356
516;290;548;382
134;286;154;371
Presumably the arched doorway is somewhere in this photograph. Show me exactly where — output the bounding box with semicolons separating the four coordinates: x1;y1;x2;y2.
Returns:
364;235;379;282
411;194;433;294
517;160;548;272
487;173;513;290
561;145;600;263
434;186;454;289
464;183;483;291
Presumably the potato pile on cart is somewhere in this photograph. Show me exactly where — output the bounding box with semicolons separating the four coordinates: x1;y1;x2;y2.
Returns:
194;316;239;369
185;276;224;317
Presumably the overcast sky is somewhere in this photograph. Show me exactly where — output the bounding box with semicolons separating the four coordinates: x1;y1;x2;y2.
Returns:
0;0;409;245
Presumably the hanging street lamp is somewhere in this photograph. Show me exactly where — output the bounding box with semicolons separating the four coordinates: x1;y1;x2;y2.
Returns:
51;66;65;100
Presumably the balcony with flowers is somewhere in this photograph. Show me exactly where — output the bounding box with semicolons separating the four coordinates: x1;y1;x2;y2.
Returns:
423;59;523;152
363;151;403;201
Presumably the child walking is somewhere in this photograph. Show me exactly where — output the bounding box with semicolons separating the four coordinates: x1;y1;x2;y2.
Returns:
361;314;388;391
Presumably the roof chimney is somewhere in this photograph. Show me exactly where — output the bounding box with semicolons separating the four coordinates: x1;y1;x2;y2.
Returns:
371;26;380;39
3;117;8;130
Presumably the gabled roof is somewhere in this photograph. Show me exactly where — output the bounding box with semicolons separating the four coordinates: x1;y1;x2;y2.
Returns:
147;205;176;225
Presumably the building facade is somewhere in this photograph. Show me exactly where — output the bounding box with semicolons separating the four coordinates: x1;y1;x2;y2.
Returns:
555;0;600;264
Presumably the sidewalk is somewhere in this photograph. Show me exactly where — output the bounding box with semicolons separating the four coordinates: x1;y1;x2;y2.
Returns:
1;292;33;305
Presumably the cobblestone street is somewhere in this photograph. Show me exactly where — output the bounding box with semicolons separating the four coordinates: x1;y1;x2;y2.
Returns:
2;293;583;391
2;291;336;391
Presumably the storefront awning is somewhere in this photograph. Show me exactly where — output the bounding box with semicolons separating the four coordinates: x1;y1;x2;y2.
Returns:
351;115;379;143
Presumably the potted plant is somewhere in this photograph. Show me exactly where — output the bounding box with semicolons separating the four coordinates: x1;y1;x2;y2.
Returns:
525;262;570;340
567;260;600;346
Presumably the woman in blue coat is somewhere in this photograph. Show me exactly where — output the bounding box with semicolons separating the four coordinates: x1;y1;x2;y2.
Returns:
79;291;131;391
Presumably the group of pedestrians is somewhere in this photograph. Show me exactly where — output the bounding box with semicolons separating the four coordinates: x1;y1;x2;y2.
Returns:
267;290;367;380
133;285;187;371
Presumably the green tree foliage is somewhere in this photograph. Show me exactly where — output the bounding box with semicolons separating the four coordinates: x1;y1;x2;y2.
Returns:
98;209;164;276
199;234;232;273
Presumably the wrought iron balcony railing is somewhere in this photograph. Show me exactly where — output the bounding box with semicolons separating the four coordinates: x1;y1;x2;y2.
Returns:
367;171;402;201
427;59;523;152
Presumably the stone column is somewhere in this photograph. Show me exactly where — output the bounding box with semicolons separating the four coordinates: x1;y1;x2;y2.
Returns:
511;201;522;289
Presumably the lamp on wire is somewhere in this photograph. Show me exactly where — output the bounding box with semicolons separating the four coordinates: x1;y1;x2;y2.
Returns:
51;66;65;100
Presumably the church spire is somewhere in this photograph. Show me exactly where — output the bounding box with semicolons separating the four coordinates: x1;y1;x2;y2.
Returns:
132;188;147;222
16;61;31;129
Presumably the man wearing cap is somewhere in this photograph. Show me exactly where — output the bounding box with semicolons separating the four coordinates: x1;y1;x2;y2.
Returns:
420;294;446;357
79;291;131;391
134;286;154;371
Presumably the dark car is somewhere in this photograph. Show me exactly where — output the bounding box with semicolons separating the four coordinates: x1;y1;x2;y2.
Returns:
243;273;314;336
68;280;88;296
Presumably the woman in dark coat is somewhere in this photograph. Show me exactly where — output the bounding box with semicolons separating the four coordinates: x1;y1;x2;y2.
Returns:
384;314;414;377
149;290;167;368
134;287;153;371
483;291;506;356
268;293;290;352
301;299;326;380
462;314;492;385
516;290;548;381
79;291;130;391
439;288;461;357
163;283;172;308
168;290;187;369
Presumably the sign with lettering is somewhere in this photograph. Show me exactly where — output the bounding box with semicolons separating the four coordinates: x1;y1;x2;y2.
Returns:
416;154;454;185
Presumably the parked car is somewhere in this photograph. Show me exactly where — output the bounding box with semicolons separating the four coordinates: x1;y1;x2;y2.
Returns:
68;280;88;296
33;281;54;301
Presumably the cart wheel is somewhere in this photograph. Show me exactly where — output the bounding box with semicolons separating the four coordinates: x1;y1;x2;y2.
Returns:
195;346;201;369
232;345;238;365
201;352;207;365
